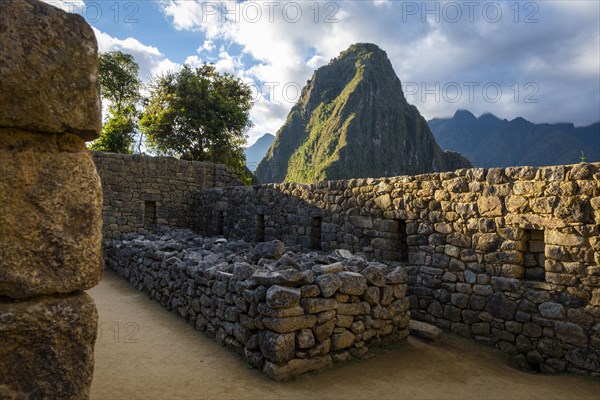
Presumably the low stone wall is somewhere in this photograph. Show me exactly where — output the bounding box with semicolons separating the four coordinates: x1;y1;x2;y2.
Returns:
92;152;243;240
195;163;600;376
103;230;410;381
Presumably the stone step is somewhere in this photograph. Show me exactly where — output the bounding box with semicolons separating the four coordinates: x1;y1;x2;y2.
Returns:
409;320;443;342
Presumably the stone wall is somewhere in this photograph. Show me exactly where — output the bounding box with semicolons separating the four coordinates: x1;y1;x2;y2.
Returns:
0;1;103;398
195;163;600;376
92;152;242;239
103;230;410;381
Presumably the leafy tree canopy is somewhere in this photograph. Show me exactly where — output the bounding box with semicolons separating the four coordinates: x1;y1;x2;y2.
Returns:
98;51;141;113
140;64;254;183
89;106;136;154
90;51;142;153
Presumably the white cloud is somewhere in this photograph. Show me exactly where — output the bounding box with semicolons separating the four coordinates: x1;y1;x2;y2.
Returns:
214;47;243;74
153;58;182;77
372;0;391;7
307;54;326;70
160;0;205;31
184;55;204;68
198;40;216;53
159;1;361;142
247;98;291;142
87;0;600;143
92;28;180;80
94;28;161;57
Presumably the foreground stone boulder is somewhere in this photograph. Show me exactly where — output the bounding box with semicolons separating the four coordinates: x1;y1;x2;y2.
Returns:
0;1;103;398
0;0;101;139
0;293;98;399
0;130;103;298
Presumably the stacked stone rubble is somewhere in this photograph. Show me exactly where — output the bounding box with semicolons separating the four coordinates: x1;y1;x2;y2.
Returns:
104;231;410;381
196;163;600;376
0;1;103;398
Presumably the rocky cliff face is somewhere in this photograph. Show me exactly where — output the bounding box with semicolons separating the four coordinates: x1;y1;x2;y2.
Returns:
256;43;471;184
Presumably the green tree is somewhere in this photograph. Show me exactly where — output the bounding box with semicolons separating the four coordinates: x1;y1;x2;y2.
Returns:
90;51;141;153
140;64;254;183
97;51;141;113
89;107;136;153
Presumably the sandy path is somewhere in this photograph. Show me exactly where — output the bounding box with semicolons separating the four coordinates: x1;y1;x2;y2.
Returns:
89;270;599;400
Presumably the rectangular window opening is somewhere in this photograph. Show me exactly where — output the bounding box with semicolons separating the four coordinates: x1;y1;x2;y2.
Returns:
383;219;409;262
256;214;265;242
310;216;322;250
144;201;157;227
522;229;545;281
397;219;409;262
216;211;224;236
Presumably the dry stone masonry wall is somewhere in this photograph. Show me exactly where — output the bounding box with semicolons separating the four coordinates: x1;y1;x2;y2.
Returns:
92;152;242;240
0;1;103;398
103;230;410;381
196;163;600;376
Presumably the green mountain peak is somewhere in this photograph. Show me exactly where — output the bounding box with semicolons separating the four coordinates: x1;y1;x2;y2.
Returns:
256;43;471;184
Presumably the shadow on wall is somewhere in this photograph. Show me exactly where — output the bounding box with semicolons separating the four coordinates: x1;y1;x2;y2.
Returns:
192;183;410;263
192;163;600;376
91;152;243;240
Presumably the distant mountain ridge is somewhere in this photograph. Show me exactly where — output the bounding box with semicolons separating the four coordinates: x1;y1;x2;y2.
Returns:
256;43;471;184
429;110;600;168
245;133;275;171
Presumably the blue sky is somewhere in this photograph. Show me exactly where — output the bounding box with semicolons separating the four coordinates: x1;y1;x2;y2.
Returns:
45;1;600;145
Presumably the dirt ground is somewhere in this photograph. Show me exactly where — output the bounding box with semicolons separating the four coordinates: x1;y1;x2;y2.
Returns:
89;270;600;400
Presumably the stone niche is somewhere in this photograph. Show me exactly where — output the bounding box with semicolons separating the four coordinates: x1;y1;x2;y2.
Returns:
104;231;411;381
0;0;103;398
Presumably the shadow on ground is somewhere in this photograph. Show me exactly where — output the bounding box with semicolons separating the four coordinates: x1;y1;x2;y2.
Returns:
90;270;600;400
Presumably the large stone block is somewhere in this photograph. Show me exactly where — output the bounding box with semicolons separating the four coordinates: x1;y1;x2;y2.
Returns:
262;315;317;333
258;330;295;363
300;298;338;314
554;321;588;347
0;0;101;140
337;271;367;295
331;330;355;350
263;355;333;382
0;292;98;399
0;130;103;298
485;293;517;320
565;349;600;372
409;320;442;341
315;273;343;297
266;285;301;309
